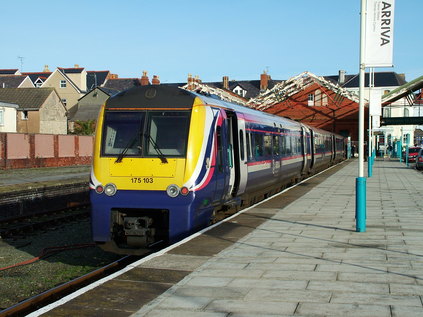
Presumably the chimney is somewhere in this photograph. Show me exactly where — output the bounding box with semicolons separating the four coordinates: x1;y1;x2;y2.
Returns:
260;71;269;91
187;74;193;89
43;65;50;72
152;75;160;85
74;64;80;68
338;70;346;85
223;76;229;90
140;71;150;86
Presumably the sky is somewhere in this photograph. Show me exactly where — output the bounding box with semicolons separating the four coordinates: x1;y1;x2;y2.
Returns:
1;0;422;84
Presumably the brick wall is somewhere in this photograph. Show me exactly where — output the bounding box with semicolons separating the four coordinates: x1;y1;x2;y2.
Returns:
0;133;93;169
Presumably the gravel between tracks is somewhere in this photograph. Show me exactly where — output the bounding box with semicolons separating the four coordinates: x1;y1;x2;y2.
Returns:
0;217;121;310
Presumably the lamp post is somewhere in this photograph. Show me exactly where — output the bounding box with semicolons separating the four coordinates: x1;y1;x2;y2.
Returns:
356;0;367;232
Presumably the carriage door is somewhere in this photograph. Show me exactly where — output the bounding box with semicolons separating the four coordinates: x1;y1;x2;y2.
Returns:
224;111;237;200
212;112;228;204
332;135;336;162
234;113;248;196
310;130;316;169
301;127;308;173
272;126;281;177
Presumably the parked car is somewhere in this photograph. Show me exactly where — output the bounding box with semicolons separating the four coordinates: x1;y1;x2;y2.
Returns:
416;148;423;170
402;146;421;163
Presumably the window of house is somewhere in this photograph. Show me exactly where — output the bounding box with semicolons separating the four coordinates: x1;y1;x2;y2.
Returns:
233;87;246;98
404;108;409;117
0;108;4;126
308;94;314;106
35;79;43;87
60;80;67;88
322;94;328;106
384;107;391;117
314;90;321;106
21;110;28;120
61;99;67;107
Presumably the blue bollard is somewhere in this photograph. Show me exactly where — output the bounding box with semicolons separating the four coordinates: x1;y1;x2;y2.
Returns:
368;156;372;177
356;177;366;232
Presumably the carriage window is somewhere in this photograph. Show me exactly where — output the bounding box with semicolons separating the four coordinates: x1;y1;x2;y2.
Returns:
273;135;280;156
264;135;272;156
239;129;245;161
216;126;223;171
246;131;251;160
284;134;292;155
253;133;263;158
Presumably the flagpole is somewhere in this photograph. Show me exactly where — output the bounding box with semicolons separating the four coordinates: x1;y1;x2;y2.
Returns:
356;0;367;232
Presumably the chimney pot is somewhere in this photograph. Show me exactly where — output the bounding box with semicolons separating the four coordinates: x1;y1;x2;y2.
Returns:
140;71;150;86
152;75;160;85
43;65;50;72
223;76;229;90
74;64;80;68
260;71;269;91
338;70;346;85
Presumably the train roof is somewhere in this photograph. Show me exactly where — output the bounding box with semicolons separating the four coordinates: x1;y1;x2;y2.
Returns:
106;85;195;109
105;85;343;137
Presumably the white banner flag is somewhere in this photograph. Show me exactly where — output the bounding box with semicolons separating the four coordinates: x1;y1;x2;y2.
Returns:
369;89;382;116
364;0;395;67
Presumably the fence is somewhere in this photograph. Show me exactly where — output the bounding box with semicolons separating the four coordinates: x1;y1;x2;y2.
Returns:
0;133;93;169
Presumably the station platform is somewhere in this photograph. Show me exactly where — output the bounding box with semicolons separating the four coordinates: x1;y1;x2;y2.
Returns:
32;159;423;317
0;165;91;220
0;165;90;189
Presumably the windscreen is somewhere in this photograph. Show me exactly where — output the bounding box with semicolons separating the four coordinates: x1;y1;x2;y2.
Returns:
101;110;191;158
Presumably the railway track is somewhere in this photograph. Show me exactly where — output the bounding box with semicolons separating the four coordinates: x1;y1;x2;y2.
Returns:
0;207;90;239
0;255;144;317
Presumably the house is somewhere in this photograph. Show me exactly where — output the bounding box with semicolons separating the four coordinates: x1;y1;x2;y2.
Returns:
0;88;67;134
102;71;164;91
207;72;283;99
86;71;112;91
41;67;86;116
103;76;142;91
0;69;21;75
0;75;34;88
70;87;119;132
378;75;423;148
0;101;18;132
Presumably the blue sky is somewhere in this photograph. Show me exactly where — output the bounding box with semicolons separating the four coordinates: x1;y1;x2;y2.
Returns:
1;0;422;83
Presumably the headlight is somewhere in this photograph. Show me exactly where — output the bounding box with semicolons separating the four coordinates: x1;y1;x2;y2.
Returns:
166;184;180;198
104;183;117;196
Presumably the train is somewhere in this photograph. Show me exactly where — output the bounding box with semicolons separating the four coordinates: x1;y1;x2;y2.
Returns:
90;85;346;254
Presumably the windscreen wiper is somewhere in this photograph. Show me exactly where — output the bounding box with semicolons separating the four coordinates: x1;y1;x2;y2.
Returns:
145;134;168;164
115;136;138;163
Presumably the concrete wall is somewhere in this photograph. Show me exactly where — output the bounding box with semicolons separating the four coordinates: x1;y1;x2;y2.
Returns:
0;105;17;133
0;133;93;169
39;92;68;134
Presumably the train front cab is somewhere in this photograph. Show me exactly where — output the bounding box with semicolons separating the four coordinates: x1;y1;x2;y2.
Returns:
90;86;215;254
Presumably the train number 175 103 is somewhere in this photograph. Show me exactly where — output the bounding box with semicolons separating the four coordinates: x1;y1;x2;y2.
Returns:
131;177;154;184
